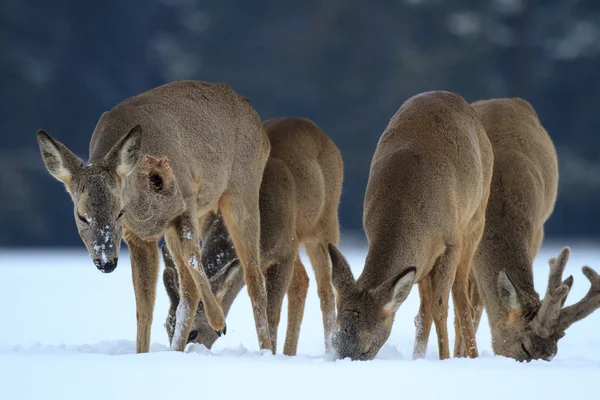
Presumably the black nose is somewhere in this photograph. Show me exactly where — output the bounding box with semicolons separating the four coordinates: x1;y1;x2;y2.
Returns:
94;258;118;273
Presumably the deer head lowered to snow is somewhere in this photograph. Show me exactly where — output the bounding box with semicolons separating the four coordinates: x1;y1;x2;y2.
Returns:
461;98;600;361
36;80;273;353
328;91;494;360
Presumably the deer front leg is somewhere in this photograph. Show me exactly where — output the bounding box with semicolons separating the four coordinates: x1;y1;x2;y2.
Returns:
220;191;272;351
452;231;482;358
165;213;226;351
124;227;159;354
413;276;433;359
430;246;460;360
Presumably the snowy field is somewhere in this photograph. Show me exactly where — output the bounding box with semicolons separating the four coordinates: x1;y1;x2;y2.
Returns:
0;242;599;400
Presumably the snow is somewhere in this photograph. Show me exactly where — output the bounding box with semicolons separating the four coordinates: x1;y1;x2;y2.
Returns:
0;243;599;399
188;254;199;270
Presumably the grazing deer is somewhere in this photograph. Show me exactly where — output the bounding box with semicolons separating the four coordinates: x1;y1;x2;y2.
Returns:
455;98;600;361
327;91;493;360
36;80;273;353
164;117;343;355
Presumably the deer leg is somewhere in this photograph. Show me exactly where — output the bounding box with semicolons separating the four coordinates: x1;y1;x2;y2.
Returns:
470;276;484;333
305;240;337;353
124;228;159;354
452;228;483;359
413;275;433;359
220;191;272;351
165;213;226;352
457;273;485;355
430;246;460;360
283;257;310;356
264;255;296;354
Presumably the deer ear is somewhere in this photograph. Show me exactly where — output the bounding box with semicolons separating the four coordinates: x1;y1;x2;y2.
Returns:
37;130;83;185
328;243;356;297
105;125;142;180
138;155;176;195
497;270;521;312
210;260;243;305
161;245;180;308
374;267;416;315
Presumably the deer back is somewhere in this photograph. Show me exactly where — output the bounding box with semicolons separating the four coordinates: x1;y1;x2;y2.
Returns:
359;91;493;287
260;117;343;249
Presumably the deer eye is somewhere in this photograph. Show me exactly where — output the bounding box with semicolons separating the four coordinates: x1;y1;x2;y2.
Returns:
77;213;89;224
188;331;198;342
117;210;125;220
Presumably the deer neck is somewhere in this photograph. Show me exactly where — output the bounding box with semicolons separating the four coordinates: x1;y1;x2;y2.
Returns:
357;234;428;290
475;237;541;326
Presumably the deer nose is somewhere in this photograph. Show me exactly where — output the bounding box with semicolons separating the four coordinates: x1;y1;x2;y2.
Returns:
94;258;118;273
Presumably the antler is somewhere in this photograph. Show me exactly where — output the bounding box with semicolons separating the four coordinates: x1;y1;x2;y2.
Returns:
557;265;600;332
532;247;572;338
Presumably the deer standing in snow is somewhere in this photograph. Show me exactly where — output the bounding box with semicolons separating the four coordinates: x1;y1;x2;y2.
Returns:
455;98;600;361
163;117;343;355
327;91;494;360
36;80;273;353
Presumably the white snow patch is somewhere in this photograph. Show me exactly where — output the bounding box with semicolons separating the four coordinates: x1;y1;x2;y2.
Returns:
182;228;193;240
0;244;599;399
189;254;199;270
93;243;108;263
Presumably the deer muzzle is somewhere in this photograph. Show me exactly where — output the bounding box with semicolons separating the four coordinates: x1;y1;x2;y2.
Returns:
94;257;118;273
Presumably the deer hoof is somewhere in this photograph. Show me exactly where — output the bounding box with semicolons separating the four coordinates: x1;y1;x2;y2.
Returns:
215;324;227;337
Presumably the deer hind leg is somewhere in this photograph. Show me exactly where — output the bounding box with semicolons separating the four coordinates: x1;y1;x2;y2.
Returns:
305;239;337;353
283;257;310;356
264;253;296;354
430;246;461;360
457;272;485;356
165;212;226;352
413;275;434;359
451;230;483;358
220;191;272;351
124;227;159;354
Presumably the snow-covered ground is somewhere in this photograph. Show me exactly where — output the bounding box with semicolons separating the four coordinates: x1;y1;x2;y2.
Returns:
0;242;599;400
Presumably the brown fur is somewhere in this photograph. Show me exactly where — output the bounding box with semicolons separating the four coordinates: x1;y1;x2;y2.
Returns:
458;98;600;361
327;91;494;360
36;80;273;353
163;117;343;355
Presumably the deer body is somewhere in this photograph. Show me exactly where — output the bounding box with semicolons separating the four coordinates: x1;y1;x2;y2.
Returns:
164;117;343;355
465;98;600;361
328;91;493;360
37;80;273;353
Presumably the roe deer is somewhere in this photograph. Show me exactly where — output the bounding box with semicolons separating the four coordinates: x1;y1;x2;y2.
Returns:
36;80;273;353
163;117;343;355
457;98;600;361
327;91;493;360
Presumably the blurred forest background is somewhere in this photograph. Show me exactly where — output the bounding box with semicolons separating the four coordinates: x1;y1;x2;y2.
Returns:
1;0;600;247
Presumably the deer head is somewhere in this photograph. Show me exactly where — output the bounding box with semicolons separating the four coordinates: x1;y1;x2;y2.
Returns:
162;245;244;349
37;126;142;272
494;247;600;361
328;244;416;360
